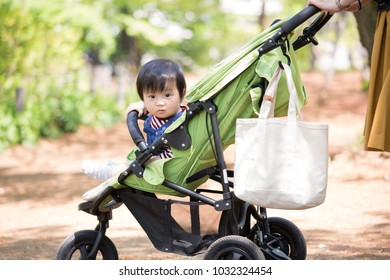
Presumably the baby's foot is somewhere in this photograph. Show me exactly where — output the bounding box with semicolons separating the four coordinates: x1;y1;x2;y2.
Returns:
82;177;115;201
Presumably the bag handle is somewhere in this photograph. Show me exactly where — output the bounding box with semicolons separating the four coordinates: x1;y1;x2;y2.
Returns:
258;65;283;119
259;62;303;121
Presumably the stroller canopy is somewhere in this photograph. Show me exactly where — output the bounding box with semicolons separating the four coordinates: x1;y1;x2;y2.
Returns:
185;18;306;115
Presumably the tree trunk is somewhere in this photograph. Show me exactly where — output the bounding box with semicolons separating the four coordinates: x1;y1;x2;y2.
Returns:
257;0;266;28
353;1;377;65
319;13;347;103
15;87;25;112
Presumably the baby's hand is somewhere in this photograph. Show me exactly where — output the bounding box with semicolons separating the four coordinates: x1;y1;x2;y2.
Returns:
126;101;147;117
147;156;160;163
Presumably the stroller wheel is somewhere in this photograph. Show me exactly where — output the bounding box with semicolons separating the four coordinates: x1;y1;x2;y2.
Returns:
261;217;307;260
55;230;118;260
203;235;265;260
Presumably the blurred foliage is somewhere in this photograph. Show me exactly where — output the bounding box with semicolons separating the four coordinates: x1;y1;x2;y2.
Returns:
0;0;253;151
0;0;376;151
0;0;120;151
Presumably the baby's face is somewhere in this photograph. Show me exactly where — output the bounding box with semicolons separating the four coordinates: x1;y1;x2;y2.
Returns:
143;82;182;119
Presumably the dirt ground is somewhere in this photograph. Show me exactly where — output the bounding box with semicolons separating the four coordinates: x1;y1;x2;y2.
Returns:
0;71;389;260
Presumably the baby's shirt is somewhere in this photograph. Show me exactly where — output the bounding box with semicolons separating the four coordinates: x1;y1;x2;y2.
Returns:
143;106;186;158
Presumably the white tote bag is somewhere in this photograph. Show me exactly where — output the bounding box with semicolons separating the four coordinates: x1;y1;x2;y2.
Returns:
234;62;328;210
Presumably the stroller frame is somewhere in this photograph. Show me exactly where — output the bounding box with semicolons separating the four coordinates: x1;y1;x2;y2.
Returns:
57;5;332;260
78;100;290;260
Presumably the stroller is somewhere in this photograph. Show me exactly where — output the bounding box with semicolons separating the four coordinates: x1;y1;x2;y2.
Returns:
56;5;332;260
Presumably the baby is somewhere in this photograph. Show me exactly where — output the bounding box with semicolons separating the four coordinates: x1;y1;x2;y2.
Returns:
82;58;187;201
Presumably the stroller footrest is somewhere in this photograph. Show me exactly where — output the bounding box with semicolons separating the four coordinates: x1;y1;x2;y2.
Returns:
78;201;94;213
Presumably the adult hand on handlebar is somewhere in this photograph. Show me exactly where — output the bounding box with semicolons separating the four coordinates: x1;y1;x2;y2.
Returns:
307;0;364;13
307;0;342;13
125;101;148;118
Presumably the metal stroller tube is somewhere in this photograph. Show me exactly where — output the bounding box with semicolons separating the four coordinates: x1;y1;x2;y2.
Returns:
280;5;321;35
126;110;147;152
258;5;330;56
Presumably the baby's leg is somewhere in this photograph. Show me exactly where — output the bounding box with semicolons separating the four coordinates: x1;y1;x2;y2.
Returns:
110;164;128;177
82;160;121;181
81;161;128;201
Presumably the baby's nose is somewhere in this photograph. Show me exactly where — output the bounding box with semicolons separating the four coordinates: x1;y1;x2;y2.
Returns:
156;98;165;105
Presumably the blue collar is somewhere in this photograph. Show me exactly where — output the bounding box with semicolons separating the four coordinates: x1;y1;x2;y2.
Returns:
143;110;184;146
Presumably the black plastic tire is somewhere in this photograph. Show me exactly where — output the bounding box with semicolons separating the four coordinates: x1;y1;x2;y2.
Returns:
55;230;118;260
266;217;307;260
204;235;265;260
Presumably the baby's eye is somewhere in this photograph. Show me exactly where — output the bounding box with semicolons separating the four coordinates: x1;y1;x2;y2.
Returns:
165;92;172;97
147;95;155;99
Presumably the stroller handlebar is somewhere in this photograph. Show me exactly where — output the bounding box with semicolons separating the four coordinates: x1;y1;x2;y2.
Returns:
126;111;147;151
280;5;321;35
259;5;329;55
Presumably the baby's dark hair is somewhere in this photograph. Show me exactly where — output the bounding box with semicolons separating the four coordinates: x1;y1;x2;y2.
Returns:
136;59;186;100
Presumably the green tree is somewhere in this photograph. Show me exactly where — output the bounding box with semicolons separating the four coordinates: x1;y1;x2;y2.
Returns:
0;0;257;150
0;0;120;149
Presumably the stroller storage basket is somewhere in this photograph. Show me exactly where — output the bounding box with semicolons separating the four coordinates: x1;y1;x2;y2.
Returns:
117;189;221;256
